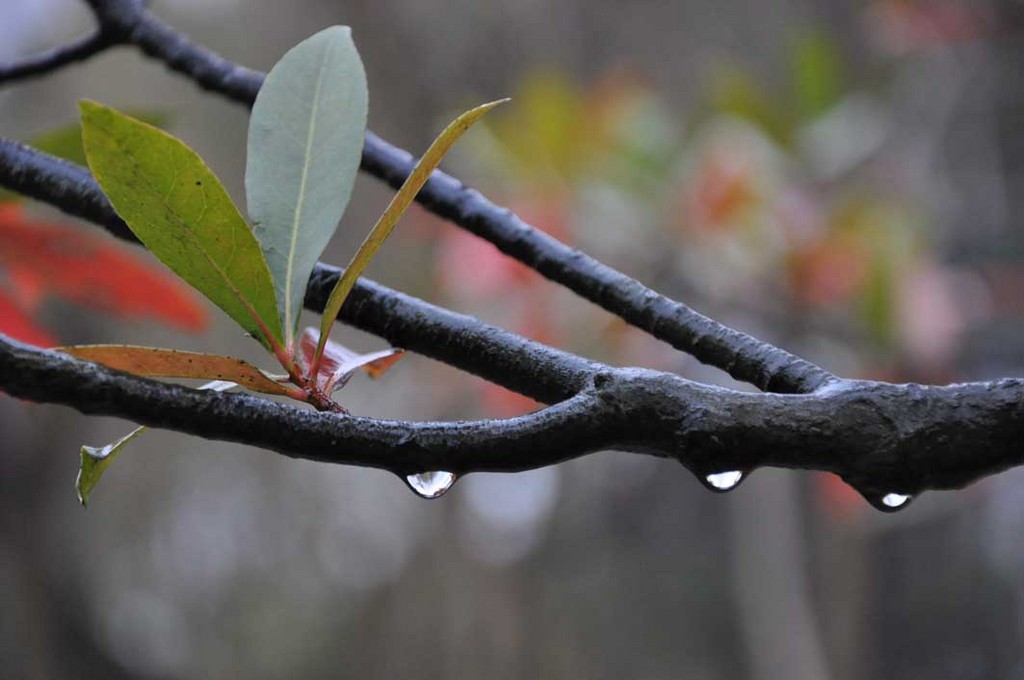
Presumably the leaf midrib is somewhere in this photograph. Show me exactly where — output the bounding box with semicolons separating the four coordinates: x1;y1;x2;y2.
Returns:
284;40;334;344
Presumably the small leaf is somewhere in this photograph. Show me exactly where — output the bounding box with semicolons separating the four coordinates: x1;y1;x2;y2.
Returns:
76;379;235;507
59;345;293;396
80;101;283;350
323;347;404;393
246;26;368;345
313;99;508;370
297;327;403;392
349;348;404;380
77;426;148;507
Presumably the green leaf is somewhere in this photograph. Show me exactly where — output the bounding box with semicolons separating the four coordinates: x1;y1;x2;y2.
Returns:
80;101;283;350
75;379;237;507
313;99;507;370
59;344;294;396
246;26;368;346
77;426;148;507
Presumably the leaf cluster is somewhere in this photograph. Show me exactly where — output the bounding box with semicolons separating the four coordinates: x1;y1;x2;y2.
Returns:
70;27;503;504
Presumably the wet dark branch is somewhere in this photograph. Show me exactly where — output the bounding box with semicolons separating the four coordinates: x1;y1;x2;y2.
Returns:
0;30;114;86
80;0;835;395
3;335;1021;499
0;335;611;476
0;138;598;404
597;371;1024;504
305;265;599;404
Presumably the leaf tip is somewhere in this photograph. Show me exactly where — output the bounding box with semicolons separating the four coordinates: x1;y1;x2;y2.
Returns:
325;24;353;37
78;98;107;121
475;98;511;116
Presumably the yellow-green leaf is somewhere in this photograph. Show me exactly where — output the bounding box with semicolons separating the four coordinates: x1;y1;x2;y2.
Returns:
77;426;148;507
75;379;236;507
80;101;283;350
313;98;508;369
60;344;293;396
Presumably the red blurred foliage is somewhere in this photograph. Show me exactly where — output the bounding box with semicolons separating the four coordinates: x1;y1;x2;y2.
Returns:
687;151;757;230
0;204;208;345
428;195;570;416
434;194;570;300
815;472;868;521
787;232;870;307
868;0;992;53
981;264;1024;315
0;288;57;347
481;383;542;418
435;228;538;301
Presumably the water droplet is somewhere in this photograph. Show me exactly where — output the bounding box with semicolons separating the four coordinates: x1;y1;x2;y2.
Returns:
405;471;457;499
705;470;743;492
881;492;911;509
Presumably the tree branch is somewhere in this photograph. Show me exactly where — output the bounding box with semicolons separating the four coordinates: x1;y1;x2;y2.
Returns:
0;30;113;86
3;334;1021;503
77;0;835;394
0;334;609;476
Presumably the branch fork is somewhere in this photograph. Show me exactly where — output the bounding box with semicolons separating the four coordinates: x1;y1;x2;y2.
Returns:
0;0;1021;506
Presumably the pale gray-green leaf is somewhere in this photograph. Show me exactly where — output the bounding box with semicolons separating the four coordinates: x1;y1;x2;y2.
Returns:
246;26;368;345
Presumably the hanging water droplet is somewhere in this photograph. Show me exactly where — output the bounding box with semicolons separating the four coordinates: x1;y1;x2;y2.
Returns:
705;470;743;492
881;492;911;509
405;471;457;499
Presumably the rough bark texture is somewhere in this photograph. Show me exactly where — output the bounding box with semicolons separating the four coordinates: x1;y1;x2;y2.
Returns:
2;337;1021;507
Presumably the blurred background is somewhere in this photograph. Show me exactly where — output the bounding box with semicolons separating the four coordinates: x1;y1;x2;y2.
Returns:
1;0;1022;678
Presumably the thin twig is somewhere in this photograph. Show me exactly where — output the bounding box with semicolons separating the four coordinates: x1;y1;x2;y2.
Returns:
0;30;114;86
